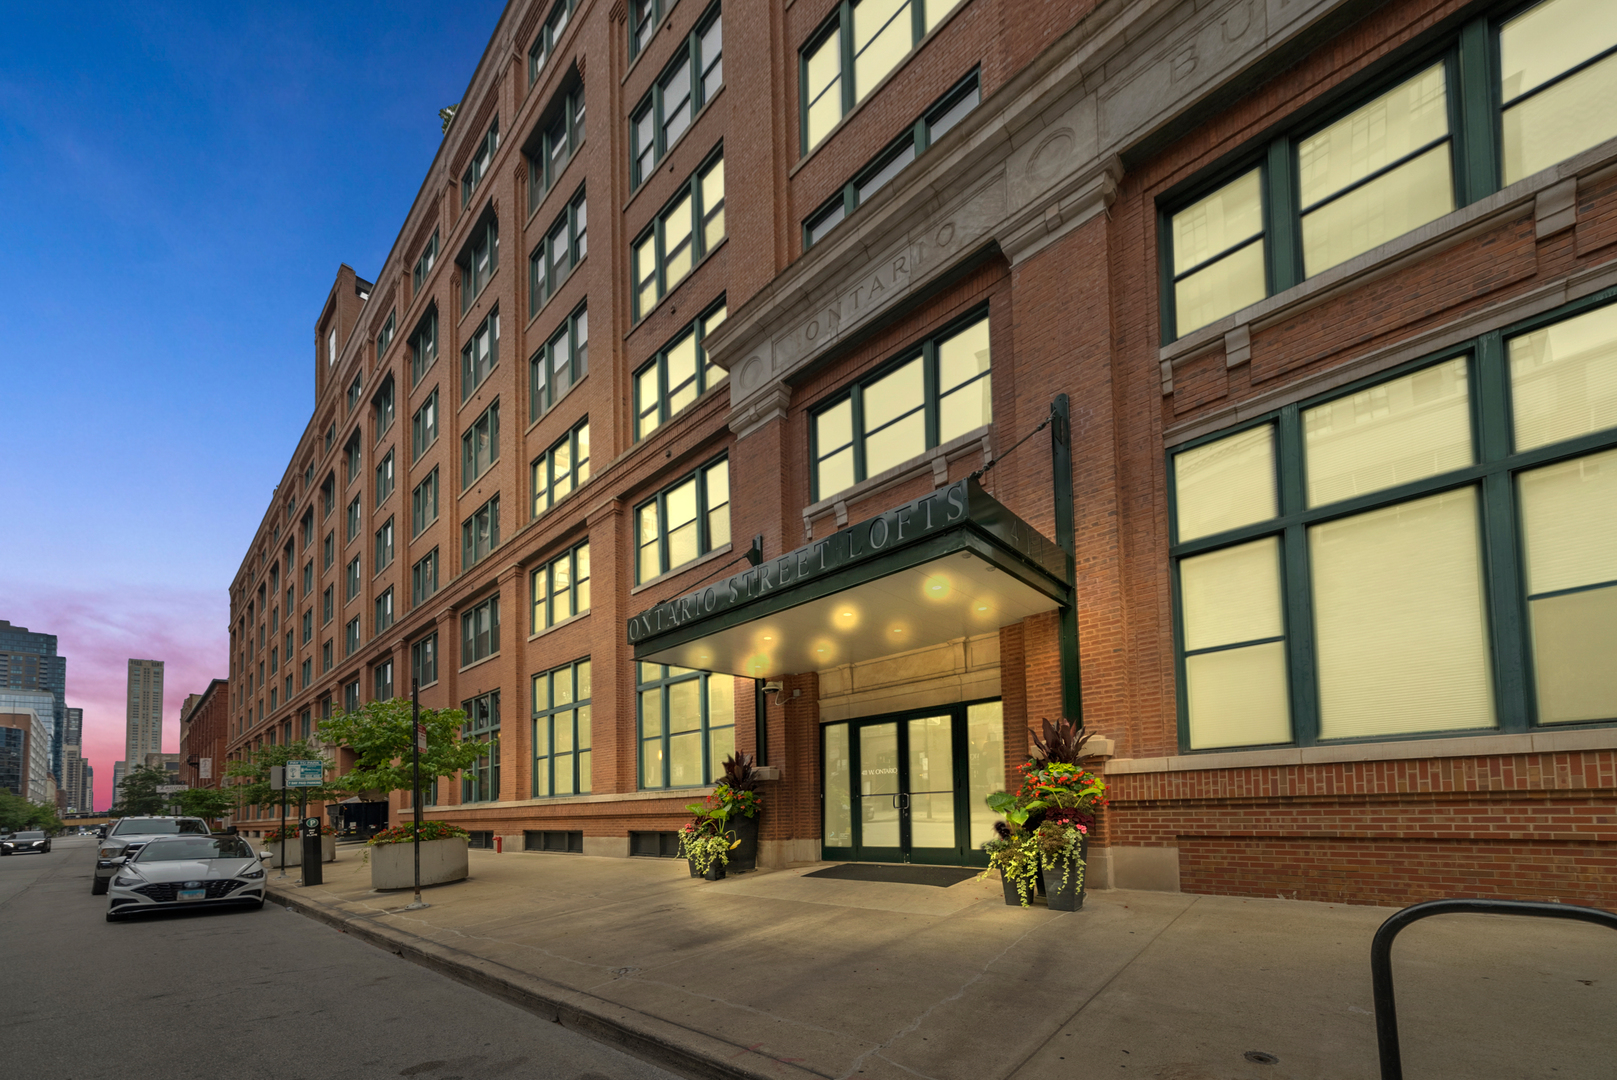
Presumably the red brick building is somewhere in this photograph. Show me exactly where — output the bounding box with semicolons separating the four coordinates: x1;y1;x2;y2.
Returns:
178;679;228;800
225;0;1616;903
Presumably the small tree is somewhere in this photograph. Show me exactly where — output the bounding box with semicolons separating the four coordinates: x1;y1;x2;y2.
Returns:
317;698;479;799
223;739;342;817
173;786;236;823
113;765;177;816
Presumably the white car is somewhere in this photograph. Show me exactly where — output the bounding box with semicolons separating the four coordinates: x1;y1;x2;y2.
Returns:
105;835;272;922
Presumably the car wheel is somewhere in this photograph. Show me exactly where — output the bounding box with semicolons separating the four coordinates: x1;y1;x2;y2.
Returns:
91;877;108;896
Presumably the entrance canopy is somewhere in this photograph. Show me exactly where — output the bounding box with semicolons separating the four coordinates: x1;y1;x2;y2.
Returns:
628;479;1070;678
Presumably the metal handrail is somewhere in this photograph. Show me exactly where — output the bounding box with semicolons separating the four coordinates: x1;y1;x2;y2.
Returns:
1371;898;1617;1080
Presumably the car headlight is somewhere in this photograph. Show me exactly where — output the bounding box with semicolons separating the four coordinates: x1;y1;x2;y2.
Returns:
113;869;143;886
98;845;121;858
241;866;265;880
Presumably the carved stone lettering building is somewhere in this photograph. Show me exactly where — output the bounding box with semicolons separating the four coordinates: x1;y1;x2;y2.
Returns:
225;0;1617;904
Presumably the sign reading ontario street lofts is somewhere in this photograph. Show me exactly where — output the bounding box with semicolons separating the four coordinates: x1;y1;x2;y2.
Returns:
626;478;1068;648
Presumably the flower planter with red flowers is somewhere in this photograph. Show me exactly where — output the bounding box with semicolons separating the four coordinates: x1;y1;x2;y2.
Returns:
366;821;470;890
259;826;337;868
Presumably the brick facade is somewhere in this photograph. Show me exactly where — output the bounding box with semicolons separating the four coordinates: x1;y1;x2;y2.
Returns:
222;0;1616;904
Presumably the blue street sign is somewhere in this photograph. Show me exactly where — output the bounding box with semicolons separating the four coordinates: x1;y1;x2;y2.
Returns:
287;760;324;787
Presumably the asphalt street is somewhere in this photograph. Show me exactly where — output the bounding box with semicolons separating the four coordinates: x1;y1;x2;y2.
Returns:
0;836;681;1080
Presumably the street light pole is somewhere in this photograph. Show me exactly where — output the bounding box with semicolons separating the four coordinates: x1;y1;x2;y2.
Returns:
406;679;428;911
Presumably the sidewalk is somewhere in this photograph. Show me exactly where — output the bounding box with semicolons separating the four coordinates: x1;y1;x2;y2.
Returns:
267;850;1616;1080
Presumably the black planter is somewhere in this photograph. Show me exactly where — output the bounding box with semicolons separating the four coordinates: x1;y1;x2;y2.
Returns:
703;861;727;881
1039;837;1089;912
728;813;759;873
687;857;701;878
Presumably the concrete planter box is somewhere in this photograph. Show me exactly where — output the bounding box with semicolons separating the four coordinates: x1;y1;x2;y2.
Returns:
261;836;336;866
369;836;469;890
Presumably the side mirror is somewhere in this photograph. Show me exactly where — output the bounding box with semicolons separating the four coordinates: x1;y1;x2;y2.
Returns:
111;855;127;865
259;851;273;861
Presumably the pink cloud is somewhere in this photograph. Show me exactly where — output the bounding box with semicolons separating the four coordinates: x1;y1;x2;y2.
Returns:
2;581;227;811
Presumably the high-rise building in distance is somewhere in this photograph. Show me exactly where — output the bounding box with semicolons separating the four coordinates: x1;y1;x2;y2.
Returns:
125;659;164;766
0;620;67;787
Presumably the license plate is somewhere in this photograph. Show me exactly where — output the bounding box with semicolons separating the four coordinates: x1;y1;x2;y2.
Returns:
177;888;206;901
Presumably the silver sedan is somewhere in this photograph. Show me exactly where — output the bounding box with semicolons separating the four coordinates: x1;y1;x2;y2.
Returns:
105;835;272;922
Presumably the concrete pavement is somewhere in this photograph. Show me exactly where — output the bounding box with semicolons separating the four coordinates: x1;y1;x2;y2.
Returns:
266;847;1617;1080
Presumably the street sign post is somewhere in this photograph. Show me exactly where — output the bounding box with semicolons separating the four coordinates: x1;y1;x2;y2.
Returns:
406;680;428;911
287;760;323;787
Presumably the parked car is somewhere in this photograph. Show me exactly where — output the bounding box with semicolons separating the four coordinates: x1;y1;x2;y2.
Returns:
2;830;51;855
105;834;271;921
93;817;210;895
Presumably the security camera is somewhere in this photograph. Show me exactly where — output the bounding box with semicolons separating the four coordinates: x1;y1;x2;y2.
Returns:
762;681;784;694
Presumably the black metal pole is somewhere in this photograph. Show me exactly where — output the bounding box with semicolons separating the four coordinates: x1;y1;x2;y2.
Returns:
277;772;287;876
1050;394;1082;726
409;679;426;909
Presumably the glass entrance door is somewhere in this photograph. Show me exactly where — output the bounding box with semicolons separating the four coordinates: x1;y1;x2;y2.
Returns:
822;700;1002;865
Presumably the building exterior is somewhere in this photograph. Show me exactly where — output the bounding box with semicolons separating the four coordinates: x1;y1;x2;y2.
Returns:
0;702;54;803
63;706;87;813
178;680;229;795
110;761;125;802
0;620;67;787
82;763;93;813
226;0;1617;903
125;659;164;768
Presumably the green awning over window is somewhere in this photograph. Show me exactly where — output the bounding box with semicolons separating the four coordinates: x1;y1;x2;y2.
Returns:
627;479;1070;678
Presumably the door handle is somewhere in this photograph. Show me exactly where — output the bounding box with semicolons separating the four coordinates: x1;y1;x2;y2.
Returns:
895;793;910;811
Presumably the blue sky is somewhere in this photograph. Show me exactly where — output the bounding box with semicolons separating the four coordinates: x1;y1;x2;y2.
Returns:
0;2;504;806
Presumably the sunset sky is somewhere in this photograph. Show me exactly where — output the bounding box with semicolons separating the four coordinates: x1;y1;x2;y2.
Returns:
0;2;503;809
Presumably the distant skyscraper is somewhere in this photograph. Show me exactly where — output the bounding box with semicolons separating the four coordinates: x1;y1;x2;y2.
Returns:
111;760;126;801
0;620;67;786
125;659;164;766
63;706;87;813
83;762;94;812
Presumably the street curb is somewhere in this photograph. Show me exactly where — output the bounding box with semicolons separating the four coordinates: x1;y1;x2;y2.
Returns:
267;885;828;1080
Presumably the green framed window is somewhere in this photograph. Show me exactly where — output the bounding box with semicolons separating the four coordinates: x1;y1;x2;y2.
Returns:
411;631;438;688
374;587;394;635
532;418;591;517
322;585;333;625
373;374;395;439
1161;0;1617;341
301;608;312;643
810;308;990;501
460;690;500;802
636;664;735;789
322;532;333;570
344;430;363;484
462;402;500;490
374;657;393;700
532;540;591;632
1168;293;1617;751
344;616;360;657
347;373;364;414
634;300;727;440
534;659;591;797
321;640;331;673
411;547;439;607
526;78;584;214
376;311;395;361
462;495;500;570
345;495;361;542
799;0;964;153
530;186;587;317
629;0;660;59
530;303;589;420
301;658;311;689
375;449;394;506
634;456;730;582
343;679;360;714
459;217;499;315
461;309;499;401
461;119;499;208
411;467;439;537
374;516;394;571
412;231;438;297
409;308;438;387
528;0;575;85
631;4;723;189
804;68;978;247
412;389;438;462
321;473;334;518
632;147;724;321
462;593;500;667
345;555;361;600
301;510;314;549
302;559;313;598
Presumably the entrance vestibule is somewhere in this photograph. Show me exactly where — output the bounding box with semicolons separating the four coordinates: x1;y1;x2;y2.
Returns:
821;699;1004;866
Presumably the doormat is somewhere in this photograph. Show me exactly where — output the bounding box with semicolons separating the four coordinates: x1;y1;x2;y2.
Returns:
802;863;980;888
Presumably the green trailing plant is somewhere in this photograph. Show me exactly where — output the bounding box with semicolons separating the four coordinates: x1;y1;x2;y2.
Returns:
979;823;1039;906
677;822;735;876
1032;810;1087;894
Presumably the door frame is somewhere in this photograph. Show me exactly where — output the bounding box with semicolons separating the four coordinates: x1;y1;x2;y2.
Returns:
820;698;998;867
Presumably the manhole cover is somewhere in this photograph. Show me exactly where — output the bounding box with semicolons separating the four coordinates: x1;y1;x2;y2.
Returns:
1244;1051;1280;1065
